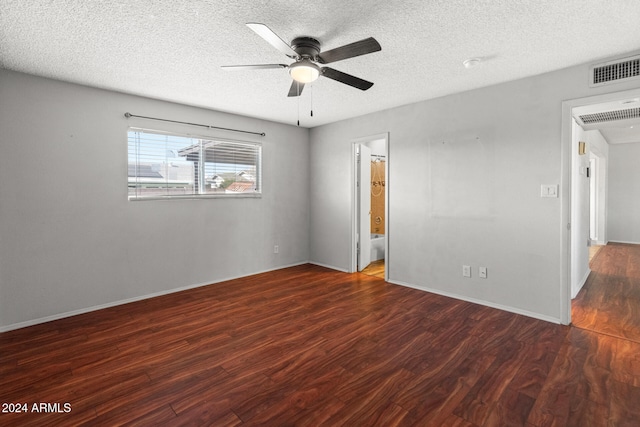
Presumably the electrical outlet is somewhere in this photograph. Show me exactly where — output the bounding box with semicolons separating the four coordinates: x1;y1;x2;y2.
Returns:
462;265;471;278
479;267;487;279
274;245;279;254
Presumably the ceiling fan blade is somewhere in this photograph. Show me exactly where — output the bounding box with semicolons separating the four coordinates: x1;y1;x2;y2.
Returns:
246;23;298;58
221;64;288;70
317;37;381;64
287;81;305;97
321;67;374;91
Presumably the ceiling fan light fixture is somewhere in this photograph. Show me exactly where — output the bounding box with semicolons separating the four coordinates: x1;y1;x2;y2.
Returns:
225;24;379;96
289;60;320;83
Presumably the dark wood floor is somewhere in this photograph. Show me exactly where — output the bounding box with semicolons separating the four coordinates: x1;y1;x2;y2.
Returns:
573;242;640;344
1;260;639;426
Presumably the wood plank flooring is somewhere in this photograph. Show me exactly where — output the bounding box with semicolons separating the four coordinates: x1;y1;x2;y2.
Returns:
573;242;640;343
589;244;604;262
1;261;639;426
361;259;385;279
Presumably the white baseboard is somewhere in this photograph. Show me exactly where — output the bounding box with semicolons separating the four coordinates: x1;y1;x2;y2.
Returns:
387;279;562;325
308;261;350;273
608;240;640;245
0;262;308;333
2;262;565;332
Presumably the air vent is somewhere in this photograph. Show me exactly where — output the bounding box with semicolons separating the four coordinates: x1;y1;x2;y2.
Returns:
579;107;640;125
590;55;640;87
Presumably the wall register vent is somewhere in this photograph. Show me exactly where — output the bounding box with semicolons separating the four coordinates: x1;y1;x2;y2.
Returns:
590;55;640;87
578;107;640;125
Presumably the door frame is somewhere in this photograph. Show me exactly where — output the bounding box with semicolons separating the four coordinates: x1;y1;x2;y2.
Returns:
588;153;600;243
561;87;640;324
351;132;390;280
357;143;372;272
588;148;607;245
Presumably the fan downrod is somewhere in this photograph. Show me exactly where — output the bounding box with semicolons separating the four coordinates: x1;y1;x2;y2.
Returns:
291;37;321;60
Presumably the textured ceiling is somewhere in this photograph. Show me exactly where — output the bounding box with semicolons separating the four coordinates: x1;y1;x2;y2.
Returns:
2;0;640;129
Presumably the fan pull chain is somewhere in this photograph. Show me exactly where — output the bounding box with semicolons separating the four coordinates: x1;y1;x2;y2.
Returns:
310;84;314;117
297;82;300;126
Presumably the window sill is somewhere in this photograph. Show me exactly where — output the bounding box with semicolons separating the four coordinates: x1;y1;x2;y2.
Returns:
128;193;262;201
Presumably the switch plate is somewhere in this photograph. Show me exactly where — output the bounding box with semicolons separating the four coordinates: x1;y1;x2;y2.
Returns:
479;267;487;279
274;245;279;254
463;265;471;278
541;184;558;198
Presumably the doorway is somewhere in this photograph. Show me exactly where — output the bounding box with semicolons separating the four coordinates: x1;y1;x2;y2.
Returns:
588;155;597;243
352;133;389;281
588;152;605;261
562;87;640;324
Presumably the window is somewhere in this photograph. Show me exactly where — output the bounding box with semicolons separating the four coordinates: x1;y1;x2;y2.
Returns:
128;129;261;200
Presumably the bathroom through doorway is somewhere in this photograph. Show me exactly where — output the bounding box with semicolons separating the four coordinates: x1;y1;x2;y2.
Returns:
352;133;389;281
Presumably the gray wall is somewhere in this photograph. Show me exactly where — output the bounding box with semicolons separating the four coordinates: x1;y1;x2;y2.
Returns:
0;70;310;330
608;142;640;243
3;52;640;330
309;54;640;323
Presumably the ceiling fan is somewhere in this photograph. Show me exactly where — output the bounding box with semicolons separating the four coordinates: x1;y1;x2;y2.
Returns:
222;23;381;97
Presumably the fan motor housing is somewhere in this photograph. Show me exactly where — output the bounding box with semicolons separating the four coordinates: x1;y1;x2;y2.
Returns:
291;37;321;60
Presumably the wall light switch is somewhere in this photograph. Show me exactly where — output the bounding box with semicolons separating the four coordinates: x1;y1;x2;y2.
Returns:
479;267;487;279
541;184;558;198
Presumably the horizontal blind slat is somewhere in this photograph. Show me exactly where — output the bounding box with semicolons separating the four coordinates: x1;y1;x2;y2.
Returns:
128;129;261;199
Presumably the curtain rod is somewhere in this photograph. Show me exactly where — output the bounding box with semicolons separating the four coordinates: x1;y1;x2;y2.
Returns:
124;113;266;137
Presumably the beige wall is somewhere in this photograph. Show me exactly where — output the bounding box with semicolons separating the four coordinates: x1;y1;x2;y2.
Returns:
370;160;385;235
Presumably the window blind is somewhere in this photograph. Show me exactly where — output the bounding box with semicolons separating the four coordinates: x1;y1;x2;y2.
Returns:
128;129;261;200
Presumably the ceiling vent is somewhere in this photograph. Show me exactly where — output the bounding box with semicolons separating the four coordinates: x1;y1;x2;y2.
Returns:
590;55;640;87
578;107;640;125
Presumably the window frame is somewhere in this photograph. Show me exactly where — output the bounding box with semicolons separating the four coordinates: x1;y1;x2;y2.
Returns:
127;127;262;201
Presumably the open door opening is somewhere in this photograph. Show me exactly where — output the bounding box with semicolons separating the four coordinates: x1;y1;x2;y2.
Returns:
562;87;640;324
357;143;372;272
352;134;389;279
588;156;597;243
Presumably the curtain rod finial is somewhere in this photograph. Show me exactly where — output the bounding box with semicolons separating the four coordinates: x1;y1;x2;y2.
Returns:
124;112;131;118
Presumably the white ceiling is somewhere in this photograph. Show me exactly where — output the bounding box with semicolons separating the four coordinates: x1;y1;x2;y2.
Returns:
599;126;640;145
2;0;640;129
